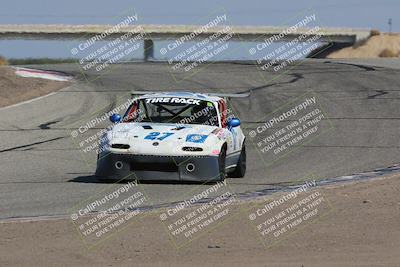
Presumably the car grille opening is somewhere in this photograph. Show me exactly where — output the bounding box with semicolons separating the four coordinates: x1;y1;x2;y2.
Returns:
131;162;178;172
111;144;130;149
182;147;203;152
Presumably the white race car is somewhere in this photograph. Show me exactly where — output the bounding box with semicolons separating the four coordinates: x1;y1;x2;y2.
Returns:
95;91;247;182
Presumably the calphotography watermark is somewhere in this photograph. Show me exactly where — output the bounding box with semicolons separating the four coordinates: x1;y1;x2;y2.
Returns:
247;12;329;80
70;12;147;79
247;92;333;166
247;179;333;248
70;98;143;162
164;105;234;168
159;180;239;249
160;13;234;82
69;176;150;248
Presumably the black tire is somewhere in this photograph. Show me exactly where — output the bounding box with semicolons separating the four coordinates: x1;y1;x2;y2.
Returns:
217;146;227;181
229;144;246;178
96;173;118;183
96;176;112;183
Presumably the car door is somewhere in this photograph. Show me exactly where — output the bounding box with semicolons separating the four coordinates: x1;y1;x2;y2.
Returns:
217;99;235;153
219;98;244;153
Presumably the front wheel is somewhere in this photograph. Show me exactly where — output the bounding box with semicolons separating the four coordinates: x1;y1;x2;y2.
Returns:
229;144;246;178
217;147;227;181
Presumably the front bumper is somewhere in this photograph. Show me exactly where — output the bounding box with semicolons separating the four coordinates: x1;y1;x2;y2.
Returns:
95;152;221;182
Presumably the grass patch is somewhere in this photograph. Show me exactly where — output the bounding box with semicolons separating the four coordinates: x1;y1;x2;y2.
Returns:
0;55;8;65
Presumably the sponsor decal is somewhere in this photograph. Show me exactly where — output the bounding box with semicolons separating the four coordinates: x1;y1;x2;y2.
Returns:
145;98;201;105
186;134;208;143
144;132;174;140
211;128;225;139
211;149;220;155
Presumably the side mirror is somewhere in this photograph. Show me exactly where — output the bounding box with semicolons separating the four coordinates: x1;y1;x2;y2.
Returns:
110;114;121;123
227;118;240;129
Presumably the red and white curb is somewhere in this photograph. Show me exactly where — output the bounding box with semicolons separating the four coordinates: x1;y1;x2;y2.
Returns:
13;67;73;82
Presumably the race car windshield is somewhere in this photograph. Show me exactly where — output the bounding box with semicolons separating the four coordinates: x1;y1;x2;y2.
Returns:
124;97;219;126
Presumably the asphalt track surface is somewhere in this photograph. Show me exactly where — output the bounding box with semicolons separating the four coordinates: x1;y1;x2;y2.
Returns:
1;59;399;219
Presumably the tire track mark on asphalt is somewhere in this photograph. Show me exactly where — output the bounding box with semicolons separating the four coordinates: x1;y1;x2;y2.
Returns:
0;136;66;153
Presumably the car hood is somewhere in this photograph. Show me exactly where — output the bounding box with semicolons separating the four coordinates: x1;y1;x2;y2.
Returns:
105;122;222;156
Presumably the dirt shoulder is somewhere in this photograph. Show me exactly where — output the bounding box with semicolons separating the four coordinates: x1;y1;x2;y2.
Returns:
1;174;399;267
0;66;70;107
327;33;400;58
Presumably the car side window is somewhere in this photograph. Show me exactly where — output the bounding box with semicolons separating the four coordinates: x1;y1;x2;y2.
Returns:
218;100;227;128
123;101;140;122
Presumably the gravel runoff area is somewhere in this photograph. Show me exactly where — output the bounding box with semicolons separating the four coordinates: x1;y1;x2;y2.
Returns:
1;174;399;267
0;66;70;107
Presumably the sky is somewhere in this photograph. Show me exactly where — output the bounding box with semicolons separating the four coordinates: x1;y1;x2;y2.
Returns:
0;0;398;59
